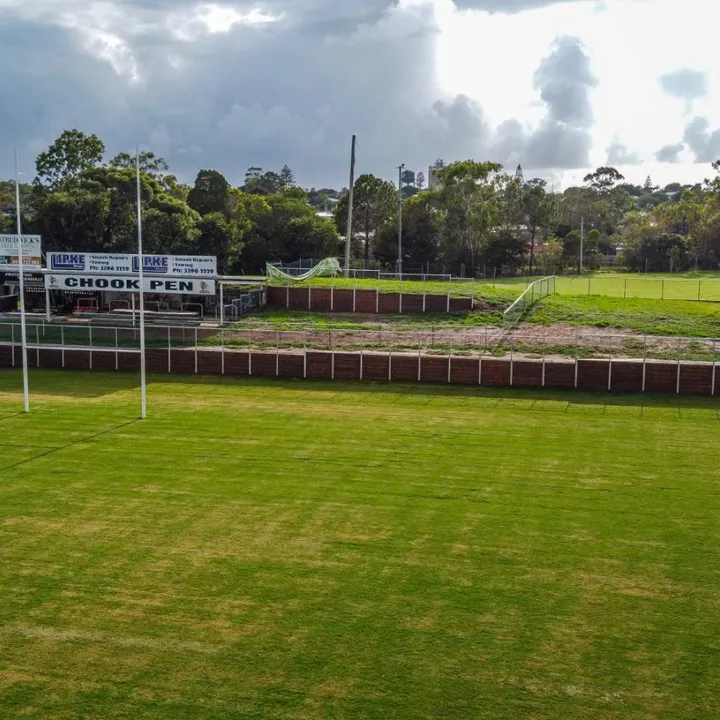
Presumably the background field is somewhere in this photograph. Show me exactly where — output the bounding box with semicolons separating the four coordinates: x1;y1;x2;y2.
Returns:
0;371;719;719
282;273;720;302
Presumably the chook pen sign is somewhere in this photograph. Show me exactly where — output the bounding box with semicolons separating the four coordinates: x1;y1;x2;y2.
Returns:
0;235;42;272
45;253;217;296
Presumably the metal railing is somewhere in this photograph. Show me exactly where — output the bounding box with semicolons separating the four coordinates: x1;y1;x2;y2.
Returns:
503;276;556;327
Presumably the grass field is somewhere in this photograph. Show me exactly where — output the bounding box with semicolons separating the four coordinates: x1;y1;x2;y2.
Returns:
1;371;719;719
529;295;720;337
280;273;720;302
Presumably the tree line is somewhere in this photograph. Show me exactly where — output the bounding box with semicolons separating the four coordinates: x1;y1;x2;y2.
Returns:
3;129;720;276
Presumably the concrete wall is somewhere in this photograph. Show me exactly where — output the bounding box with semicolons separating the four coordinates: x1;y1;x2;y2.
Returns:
1;344;717;396
266;286;473;313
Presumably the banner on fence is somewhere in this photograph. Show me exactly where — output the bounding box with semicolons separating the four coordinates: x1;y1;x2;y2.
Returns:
45;274;216;295
0;235;42;271
47;253;217;277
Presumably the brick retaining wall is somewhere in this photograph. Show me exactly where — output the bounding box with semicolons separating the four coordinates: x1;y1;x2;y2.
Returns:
266;286;473;313
1;344;717;396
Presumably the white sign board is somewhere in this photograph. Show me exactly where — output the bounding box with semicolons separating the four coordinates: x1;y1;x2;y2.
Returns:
47;253;217;277
0;235;42;271
45;274;216;296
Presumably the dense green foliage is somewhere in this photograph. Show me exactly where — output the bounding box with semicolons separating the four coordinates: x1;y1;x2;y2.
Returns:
5;129;720;276
0;372;718;719
1;130;340;274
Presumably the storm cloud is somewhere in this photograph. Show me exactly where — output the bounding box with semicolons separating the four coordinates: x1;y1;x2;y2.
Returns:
0;0;600;186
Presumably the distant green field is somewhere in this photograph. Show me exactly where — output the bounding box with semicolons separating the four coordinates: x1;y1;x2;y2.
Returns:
1;371;719;719
271;273;720;303
529;295;720;337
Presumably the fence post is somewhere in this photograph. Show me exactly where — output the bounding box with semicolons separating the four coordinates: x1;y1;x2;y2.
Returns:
308;286;312;311
588;277;591;295
220;283;225;323
712;340;716;396
376;284;379;314
11;324;15;368
331;280;334;312
698;281;702;302
303;343;307;379
608;346;612;392
447;355;451;384
446;289;450;313
221;328;225;376
353;277;357;313
116;328;120;371
360;349;364;381
418;344;422;382
399;282;403;315
331;329;335;381
61;325;65;369
286;282;290;308
661;279;665;300
478;344;482;386
248;330;253;377
509;342;514;387
388;350;392;382
276;331;280;377
574;331;579;389
167;327;171;373
194;327;198;374
624;279;628;299
89;326;93;370
676;339;682;395
642;335;647;392
542;350;546;388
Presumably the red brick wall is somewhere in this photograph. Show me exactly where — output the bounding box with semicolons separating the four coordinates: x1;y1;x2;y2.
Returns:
1;345;717;396
266;286;472;314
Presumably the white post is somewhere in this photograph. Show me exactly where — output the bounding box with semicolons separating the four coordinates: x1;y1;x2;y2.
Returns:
580;216;584;275
418;345;422;382
676;339;682;395
276;331;280;377
221;329;225;375
220;283;225;324
642;336;647;392
45;288;51;322
345;135;356;277
115;327;119;371
136;149;147;419
712;340;716;396
167;326;171;373
14;149;29;413
131;293;136;329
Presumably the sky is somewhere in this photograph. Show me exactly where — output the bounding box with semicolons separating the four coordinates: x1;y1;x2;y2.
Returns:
0;0;717;190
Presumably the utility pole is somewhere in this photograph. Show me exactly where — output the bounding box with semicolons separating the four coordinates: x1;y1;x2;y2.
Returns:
397;163;405;279
580;216;585;275
344;135;356;277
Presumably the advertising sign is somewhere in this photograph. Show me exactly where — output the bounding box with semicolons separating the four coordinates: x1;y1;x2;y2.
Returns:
48;253;217;277
0;235;42;272
45;274;216;296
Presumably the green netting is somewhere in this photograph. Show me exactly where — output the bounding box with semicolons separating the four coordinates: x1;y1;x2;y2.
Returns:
267;258;342;283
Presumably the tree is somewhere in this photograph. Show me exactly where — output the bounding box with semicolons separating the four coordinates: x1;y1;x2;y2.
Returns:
36;129;105;187
583;166;625;194
434;160;505;269
243;170;282;195
335;174;397;264
109;151;169;177
187;170;231;217
482;230;526;274
196;212;248;274
416;172;426;191
279;165;295;189
521;178;559;271
374;192;440;269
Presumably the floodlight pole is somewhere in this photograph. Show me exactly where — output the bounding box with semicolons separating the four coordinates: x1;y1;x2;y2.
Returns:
397;163;405;279
344;135;356;277
14;149;29;413
580;216;584;275
136;149;147;419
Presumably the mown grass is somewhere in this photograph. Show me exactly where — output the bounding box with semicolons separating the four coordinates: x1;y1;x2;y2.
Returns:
1;371;719;719
274;273;720;302
271;277;518;304
529;295;720;337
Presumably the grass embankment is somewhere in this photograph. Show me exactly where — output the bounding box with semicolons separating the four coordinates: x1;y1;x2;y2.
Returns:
271;277;519;304
529;295;720;337
0;371;719;719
